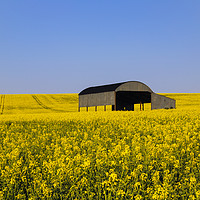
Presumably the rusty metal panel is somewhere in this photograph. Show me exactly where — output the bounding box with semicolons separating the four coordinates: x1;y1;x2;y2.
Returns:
116;81;152;93
151;93;176;110
79;91;115;107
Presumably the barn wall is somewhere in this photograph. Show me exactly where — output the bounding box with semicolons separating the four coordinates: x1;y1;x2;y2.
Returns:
151;93;176;110
116;81;152;92
79;91;115;107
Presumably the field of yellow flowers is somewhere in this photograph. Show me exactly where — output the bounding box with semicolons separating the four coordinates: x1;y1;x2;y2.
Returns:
0;93;200;199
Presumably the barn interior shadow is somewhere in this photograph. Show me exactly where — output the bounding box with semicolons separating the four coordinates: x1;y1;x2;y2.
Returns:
113;91;151;111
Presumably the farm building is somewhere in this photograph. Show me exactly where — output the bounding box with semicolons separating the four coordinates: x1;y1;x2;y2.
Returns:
78;81;176;111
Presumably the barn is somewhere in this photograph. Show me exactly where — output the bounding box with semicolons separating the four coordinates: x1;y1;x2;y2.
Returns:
78;81;176;111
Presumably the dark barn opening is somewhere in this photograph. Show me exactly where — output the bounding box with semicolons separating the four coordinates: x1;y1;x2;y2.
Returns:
114;91;151;111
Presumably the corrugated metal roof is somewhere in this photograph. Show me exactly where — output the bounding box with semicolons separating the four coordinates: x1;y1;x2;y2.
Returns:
79;81;127;95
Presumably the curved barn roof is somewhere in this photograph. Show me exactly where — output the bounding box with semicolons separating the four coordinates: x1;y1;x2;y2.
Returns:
79;81;153;95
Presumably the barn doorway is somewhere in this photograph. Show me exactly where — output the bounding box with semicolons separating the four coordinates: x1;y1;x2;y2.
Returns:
113;91;151;111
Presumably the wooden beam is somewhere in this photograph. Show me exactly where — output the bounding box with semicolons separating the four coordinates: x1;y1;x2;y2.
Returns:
95;106;97;112
86;107;88;112
104;105;106;111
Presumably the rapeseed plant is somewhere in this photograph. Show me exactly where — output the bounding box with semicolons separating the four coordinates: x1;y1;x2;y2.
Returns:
0;93;200;199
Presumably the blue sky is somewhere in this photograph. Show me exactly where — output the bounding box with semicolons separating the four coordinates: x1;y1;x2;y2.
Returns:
0;1;200;94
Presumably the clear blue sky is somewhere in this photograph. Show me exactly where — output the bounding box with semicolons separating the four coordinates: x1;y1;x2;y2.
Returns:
1;1;200;94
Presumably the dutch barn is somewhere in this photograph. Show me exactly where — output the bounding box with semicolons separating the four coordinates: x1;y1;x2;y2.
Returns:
78;81;176;111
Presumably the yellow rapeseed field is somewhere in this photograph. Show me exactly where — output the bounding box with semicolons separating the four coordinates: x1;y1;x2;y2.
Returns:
0;93;200;199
